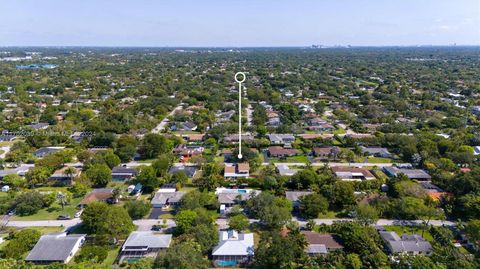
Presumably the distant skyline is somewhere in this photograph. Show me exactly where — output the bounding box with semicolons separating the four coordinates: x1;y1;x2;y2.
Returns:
1;0;479;47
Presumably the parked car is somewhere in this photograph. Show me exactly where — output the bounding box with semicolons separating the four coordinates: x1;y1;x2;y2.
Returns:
57;215;71;220
151;225;162;231
7;209;15;216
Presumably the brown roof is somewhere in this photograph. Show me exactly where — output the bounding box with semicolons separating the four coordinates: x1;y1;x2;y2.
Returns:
237;163;250;172
224;165;236;174
268;146;299;156
331;166;375;178
301;231;344;250
313;147;333;156
179;133;205;141
80;188;113;205
298;134;334;140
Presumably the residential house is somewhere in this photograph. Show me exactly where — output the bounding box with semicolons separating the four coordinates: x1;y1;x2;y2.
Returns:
379;231;432;256
0;164;33;180
173;144;204;159
285;191;313;210
111;166;138;181
34;146;65;158
267;134;295;145
178;133;205;143
25;233;86;264
168;165;197;178
216;187;260;214
28;122;49;130
118;232;172;263
224;163;250;179
301;231;344;256
223;133;254;144
308;123;334;132
212;230;255;267
383;167;431;181
419;181;452;203
49;167;81;184
312;147;339;160
267;146;299;158
331;167;376;181
0;134;16;142
79;188;114;208
360;146;392;158
151;187;186;208
171;121;197;132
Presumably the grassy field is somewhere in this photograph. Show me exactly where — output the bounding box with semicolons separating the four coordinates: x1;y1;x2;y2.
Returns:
383;225;433;241
102;246;121;267
26;226;65;234
12;197;83;221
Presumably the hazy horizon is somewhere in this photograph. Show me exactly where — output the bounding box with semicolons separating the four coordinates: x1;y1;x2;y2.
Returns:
1;0;479;47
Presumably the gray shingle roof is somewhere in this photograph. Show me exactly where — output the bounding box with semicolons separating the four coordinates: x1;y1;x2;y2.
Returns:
122;232;172;251
151;191;186;205
379;231;432;254
25;233;86;262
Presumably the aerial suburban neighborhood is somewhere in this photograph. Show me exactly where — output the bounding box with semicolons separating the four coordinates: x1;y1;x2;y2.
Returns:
0;1;479;269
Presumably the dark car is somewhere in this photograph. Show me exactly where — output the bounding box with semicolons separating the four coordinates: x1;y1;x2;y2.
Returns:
57;215;71;220
151;225;162;231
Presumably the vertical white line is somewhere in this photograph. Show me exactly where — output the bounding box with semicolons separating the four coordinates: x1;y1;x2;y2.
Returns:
238;81;242;159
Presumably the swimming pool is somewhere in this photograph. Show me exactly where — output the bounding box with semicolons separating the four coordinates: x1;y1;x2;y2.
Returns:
216;260;239;267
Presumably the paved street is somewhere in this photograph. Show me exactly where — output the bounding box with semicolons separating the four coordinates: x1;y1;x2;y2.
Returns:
151;105;183;134
6;217;455;232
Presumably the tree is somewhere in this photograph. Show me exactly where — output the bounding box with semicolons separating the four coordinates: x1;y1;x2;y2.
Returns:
139;134;173;159
252;229;307;268
299;193;328;219
12;191;45;216
289;169;319;189
81;202;109;233
74;245;108;263
2;229;41;259
100;150;121;169
464;220;480;245
25;166;51;187
99;206;135;243
115;135;138;162
354;204;379;226
330;181;356;209
63;167;77;182
194;174;222;191
186;223;218;253
124;200;151;220
171;171;188;185
56;192;70;211
2;174;26;189
228;214;249;232
152;154;173;177
135;166;160;193
175;210;197;235
154;240;209;269
86;164;112;187
246;192;292;228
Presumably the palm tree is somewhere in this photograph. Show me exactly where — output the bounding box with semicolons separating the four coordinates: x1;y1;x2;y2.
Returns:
57;192;67;211
64;167;77;183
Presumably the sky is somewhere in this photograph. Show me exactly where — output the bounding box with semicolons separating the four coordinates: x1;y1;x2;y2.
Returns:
0;0;479;47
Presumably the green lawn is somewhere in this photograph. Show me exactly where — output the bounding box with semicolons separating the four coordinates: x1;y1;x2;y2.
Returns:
383;225;433;241
102;246;121;267
332;128;346;135
26;226;65;234
12;197;83;221
366;157;392;163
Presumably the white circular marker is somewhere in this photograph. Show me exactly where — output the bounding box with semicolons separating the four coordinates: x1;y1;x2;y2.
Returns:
234;72;246;83
238;154;243;159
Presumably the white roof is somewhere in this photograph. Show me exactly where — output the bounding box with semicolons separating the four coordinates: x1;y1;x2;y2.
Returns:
212;231;254;256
